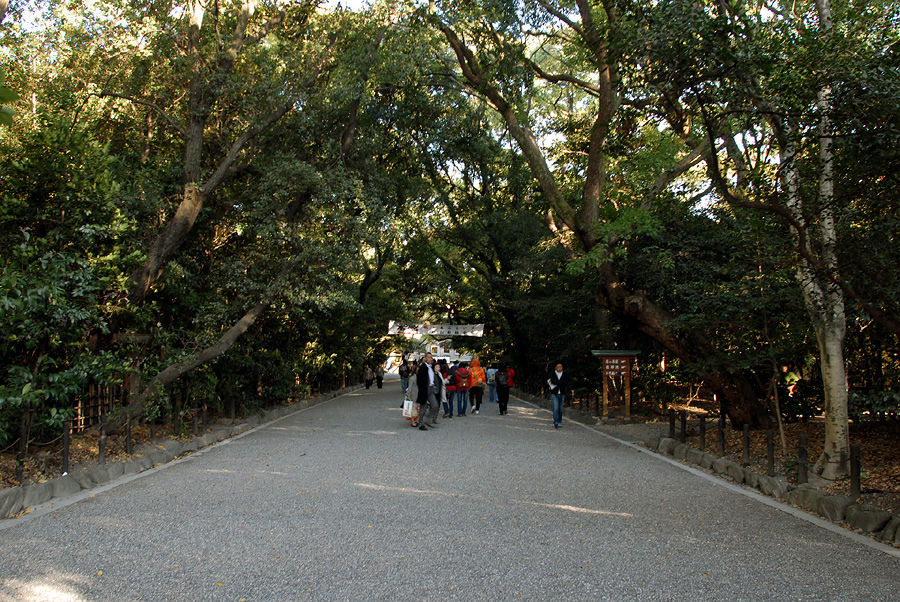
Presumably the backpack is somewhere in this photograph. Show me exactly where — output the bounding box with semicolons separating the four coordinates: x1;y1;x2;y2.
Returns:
495;371;509;387
455;368;469;389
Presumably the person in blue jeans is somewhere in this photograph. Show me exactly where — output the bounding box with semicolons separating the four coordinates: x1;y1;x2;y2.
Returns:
486;364;497;404
455;362;471;416
548;362;569;428
398;359;411;395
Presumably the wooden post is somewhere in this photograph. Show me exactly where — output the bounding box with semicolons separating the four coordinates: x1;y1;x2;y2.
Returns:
850;443;861;500
699;415;706;452
202;404;208;433
798;434;808;485
767;429;775;477
62;420;71;474
16;422;27;485
624;376;631;418
99;414;108;465
173;392;182;436
602;375;609;418
742;424;750;465
680;410;687;444
718;397;726;456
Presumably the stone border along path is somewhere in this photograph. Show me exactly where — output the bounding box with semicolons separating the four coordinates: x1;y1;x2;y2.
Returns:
0;385;364;526
1;380;899;601
516;390;900;558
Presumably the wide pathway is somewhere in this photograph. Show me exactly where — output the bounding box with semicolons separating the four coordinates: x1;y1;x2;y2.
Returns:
1;380;898;601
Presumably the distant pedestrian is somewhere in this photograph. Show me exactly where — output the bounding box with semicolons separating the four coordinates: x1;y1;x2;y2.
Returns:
495;364;511;415
398;360;411;395
486;363;498;404
469;358;487;415
363;365;374;389
440;363;453;417
375;364;385;389
446;360;459;417
434;362;447;423
455;362;471;416
547;362;569;428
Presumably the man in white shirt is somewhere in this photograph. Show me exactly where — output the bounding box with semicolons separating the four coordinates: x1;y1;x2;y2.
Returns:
548;362;569;429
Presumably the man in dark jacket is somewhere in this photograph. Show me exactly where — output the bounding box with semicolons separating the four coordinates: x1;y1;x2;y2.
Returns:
416;353;439;430
548;362;569;428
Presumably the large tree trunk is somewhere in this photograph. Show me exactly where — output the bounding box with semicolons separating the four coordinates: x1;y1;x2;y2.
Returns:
121;299;271;427
119;261;294;427
597;264;769;427
811;303;850;478
776;114;849;478
809;0;849;478
122;1;292;305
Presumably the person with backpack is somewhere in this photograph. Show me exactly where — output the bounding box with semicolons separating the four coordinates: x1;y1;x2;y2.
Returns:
398;359;411;395
486;363;498;405
454;361;471;416
495;364;511;415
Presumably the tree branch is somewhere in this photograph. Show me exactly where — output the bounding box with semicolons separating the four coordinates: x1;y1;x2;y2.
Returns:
524;56;601;96
99;91;186;137
700;105;900;338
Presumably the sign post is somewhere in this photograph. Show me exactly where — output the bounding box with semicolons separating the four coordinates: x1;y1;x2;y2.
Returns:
592;351;640;418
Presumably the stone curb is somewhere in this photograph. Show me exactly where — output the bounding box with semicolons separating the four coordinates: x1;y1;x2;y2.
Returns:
1;385;362;519
649;436;900;547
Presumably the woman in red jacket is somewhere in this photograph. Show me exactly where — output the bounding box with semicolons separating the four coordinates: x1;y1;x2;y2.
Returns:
454;362;471;416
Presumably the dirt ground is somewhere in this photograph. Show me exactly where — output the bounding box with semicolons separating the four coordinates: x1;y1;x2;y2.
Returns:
3;405;899;516
596;404;900;515
0;423;191;490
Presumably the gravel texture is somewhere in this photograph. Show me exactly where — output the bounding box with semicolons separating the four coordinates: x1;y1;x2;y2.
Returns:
1;378;898;601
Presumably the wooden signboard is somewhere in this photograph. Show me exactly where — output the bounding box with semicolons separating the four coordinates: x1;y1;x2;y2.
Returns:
592;351;641;418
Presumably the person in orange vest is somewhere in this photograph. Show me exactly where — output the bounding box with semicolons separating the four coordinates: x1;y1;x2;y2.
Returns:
468;358;487;415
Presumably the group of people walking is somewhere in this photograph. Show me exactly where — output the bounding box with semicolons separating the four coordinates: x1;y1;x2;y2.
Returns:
395;354;571;430
398;354;518;430
362;364;385;389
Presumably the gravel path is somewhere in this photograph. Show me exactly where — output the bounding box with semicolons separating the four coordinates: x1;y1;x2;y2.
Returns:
1;380;897;601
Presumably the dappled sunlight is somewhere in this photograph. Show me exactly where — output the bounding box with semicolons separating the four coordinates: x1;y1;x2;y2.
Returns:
525;501;633;518
343;430;400;436
502;423;561;435
2;571;93;602
355;483;449;497
354;482;631;519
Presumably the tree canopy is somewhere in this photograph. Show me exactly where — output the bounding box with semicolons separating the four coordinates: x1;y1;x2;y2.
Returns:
1;0;899;477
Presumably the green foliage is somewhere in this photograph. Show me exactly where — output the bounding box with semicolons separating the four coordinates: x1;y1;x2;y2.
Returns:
1;0;899;447
0;72;19;126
